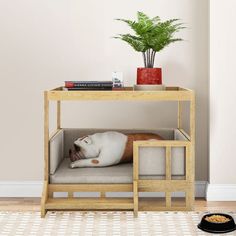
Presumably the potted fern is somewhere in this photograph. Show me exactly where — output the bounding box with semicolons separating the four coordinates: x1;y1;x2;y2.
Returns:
114;12;185;85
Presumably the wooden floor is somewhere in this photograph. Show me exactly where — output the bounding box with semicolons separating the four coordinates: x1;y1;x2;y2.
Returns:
0;198;236;212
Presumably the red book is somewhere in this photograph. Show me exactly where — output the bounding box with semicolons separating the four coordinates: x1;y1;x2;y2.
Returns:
65;81;75;88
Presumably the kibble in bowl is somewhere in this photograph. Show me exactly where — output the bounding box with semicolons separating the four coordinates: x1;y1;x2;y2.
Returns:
198;213;236;233
205;215;231;223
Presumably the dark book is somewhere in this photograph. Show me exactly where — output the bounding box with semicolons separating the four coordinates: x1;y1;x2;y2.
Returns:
66;84;113;88
65;81;113;88
63;87;112;91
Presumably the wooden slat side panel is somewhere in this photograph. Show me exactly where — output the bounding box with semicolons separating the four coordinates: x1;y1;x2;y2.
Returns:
185;145;192;182
138;180;191;192
165;192;171;208
133;181;138;217
47;91;192;101
178;101;182;129
139;198;191;211
139;206;191;211
134;141;190;147
45;198;134;210
57;101;61;129
50;86;192;92
48;184;133;193
41;181;48;217
189;92;195;203
186;185;195;210
133;143;139;181
166;147;171;180
44;92;49;181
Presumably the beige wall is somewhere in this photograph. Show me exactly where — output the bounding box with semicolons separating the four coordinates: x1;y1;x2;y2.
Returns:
209;0;236;184
0;0;209;181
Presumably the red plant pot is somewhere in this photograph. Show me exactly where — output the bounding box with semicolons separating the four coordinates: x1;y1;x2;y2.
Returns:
137;67;162;85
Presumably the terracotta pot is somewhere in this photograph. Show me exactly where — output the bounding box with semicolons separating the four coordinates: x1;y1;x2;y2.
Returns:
137;67;162;85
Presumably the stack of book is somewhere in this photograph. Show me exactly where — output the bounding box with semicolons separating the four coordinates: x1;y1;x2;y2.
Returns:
63;81;113;91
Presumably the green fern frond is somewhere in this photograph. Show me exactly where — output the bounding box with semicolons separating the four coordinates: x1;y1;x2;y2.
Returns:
137;12;151;23
114;12;185;67
114;34;147;52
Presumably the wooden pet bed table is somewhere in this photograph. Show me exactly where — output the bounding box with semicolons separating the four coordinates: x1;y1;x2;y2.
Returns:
41;86;195;217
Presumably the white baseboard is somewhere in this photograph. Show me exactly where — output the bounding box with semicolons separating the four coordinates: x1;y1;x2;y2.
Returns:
0;181;207;198
0;181;43;197
206;183;236;201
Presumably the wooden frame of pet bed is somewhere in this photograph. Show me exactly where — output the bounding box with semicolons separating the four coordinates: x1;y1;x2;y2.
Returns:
41;86;195;217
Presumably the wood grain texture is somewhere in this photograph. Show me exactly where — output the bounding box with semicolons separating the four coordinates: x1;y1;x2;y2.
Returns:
133;143;139;181
165;192;171;208
57;100;61;129
40;181;48;218
186;186;195;210
165;147;171;180
134;139;193;211
45;198;134;210
186;145;192;182
133;140;190;147
48;184;133;193
178;101;182;129
47;87;193;101
2;198;236;212
138;180;191;192
133;181;138;217
189;92;195;210
42;92;49;217
44;92;49;182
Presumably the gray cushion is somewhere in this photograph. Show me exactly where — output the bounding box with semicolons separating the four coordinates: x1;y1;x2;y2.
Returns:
50;130;64;175
50;158;133;184
49;128;188;179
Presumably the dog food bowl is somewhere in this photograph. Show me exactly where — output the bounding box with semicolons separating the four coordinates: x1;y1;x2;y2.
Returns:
198;213;236;234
